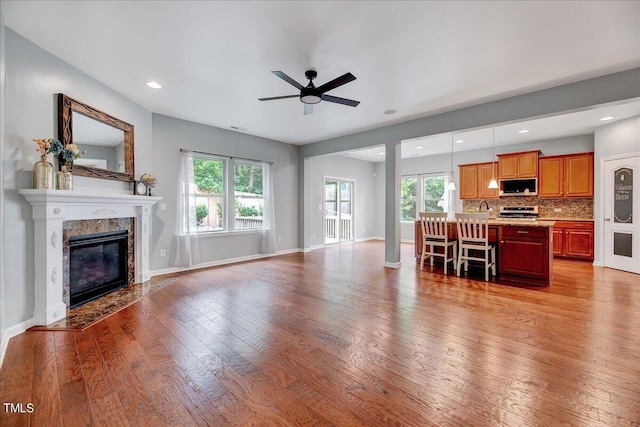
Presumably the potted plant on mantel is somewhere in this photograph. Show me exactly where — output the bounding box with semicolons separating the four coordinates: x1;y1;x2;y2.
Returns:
32;138;63;189
55;143;81;190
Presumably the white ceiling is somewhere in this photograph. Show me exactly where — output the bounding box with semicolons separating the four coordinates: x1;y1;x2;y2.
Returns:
342;100;640;162
2;1;639;145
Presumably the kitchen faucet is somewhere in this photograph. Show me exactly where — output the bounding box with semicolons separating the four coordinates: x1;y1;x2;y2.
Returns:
479;200;490;212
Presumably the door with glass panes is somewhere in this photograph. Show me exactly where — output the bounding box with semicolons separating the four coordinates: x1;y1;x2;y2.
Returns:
324;179;354;244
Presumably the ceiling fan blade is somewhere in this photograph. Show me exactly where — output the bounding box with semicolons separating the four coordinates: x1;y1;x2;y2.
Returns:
321;94;360;107
303;104;313;115
272;71;304;90
258;95;299;101
317;72;356;93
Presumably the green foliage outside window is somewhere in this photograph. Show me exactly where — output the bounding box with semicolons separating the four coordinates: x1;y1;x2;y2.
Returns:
196;203;209;225
401;178;417;221
193;158;223;193
423;176;445;212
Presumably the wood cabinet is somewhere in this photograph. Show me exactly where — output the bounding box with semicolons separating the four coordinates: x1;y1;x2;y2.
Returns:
539;152;594;198
499;225;552;286
459;164;479;199
553;221;594;261
564;153;594;197
458;162;498;200
498;150;540;179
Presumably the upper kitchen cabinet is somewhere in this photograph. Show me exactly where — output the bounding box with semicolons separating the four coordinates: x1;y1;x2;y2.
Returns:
459;162;498;200
459;163;479;199
539;152;593;198
498;150;540;179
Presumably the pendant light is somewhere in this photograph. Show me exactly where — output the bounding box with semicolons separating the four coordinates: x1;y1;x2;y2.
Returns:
488;127;499;189
446;133;456;191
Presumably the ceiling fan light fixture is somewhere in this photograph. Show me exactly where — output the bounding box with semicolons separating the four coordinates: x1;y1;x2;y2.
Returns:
300;94;322;104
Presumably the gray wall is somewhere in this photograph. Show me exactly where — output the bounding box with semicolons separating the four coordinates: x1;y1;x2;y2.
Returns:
306;155;376;247
2;29;153;327
1;6;7;344
150;114;299;271
374;135;595;240
594;115;640;263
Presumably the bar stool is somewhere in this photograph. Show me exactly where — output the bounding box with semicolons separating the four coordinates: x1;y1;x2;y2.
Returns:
455;213;496;281
419;212;457;275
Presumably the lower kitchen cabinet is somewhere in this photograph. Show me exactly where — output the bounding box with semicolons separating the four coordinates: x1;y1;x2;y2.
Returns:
499;225;552;286
553;221;594;261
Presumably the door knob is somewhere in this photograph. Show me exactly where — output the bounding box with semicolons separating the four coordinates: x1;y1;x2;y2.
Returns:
604;218;611;222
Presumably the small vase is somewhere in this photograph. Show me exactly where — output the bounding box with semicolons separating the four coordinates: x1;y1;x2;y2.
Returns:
56;164;73;190
33;159;54;189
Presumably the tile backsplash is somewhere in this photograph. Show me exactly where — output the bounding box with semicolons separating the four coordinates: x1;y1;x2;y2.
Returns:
462;197;593;219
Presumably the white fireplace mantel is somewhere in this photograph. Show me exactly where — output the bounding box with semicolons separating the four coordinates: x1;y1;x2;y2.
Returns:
20;189;161;325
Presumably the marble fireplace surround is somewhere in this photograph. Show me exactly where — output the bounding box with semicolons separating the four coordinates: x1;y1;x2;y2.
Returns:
20;190;161;325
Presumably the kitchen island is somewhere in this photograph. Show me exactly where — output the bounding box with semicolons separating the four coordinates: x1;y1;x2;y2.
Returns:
415;219;555;286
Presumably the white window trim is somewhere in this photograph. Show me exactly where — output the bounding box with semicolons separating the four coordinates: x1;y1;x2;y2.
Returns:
191;154;266;235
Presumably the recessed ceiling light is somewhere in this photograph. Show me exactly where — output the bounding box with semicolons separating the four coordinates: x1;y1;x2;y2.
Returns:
384;109;397;115
455;140;464;144
518;129;529;134
379;152;385;155
416;146;423;150
146;81;162;89
600;116;614;121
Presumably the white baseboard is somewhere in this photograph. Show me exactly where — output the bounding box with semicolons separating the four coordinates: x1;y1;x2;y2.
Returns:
401;239;415;243
150;248;303;278
592;261;603;267
0;317;35;369
355;236;380;242
384;261;402;269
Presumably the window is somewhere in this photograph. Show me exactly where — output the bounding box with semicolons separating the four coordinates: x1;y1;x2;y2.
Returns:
423;175;446;213
401;173;451;221
401;177;417;222
234;162;264;230
192;156;225;232
191;155;265;233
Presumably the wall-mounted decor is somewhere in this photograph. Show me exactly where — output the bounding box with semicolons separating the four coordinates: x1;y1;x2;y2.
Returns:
58;93;135;182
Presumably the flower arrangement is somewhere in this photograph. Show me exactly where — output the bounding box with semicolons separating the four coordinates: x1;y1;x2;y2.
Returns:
33;138;63;162
141;173;157;188
58;143;81;166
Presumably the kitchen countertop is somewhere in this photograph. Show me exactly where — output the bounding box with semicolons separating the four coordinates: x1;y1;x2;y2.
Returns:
488;219;555;227
538;217;593;222
416;218;555;227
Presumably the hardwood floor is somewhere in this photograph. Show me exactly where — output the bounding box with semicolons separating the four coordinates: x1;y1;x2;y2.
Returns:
1;241;639;426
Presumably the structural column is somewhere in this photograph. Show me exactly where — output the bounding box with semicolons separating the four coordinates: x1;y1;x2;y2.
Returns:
384;140;402;268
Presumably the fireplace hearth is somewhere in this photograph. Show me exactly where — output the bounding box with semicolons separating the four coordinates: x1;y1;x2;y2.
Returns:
69;230;128;308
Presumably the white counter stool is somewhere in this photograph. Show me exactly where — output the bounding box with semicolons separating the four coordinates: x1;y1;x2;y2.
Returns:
455;213;496;281
419;212;457;275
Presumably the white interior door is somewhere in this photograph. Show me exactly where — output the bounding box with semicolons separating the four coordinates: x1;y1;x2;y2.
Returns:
603;155;640;273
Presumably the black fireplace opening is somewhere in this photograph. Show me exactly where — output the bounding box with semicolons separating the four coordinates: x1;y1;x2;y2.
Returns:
69;230;128;308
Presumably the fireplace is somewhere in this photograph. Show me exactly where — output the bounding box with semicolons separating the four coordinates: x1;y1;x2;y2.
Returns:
69;230;128;308
20;190;161;325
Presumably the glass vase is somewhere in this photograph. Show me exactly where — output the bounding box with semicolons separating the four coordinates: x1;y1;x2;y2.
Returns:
56;164;73;190
33;159;54;189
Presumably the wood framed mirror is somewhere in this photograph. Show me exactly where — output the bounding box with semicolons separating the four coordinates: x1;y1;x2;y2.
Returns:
57;93;135;182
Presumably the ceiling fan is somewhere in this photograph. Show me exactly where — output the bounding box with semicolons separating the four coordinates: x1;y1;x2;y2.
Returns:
259;70;360;115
